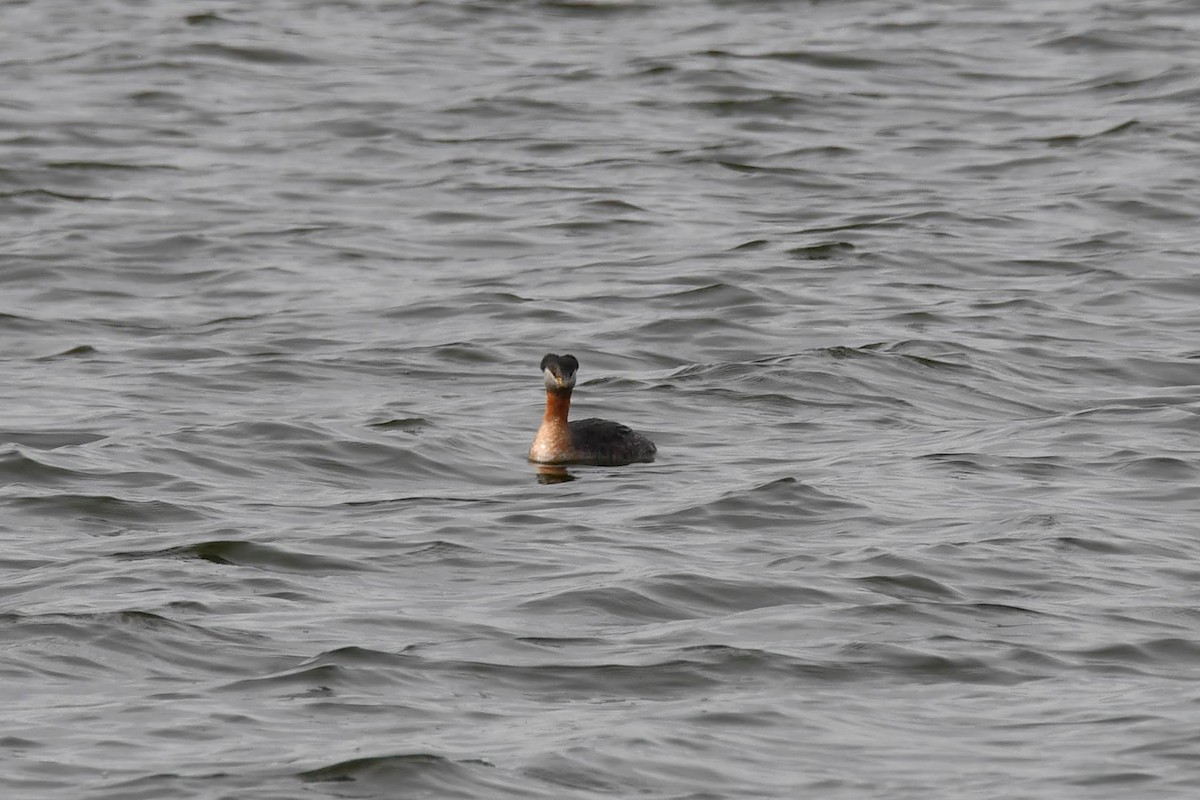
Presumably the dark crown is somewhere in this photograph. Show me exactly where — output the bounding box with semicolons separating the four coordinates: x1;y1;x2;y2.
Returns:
540;353;579;374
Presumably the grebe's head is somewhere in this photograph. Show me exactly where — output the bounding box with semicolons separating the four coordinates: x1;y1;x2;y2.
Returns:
540;353;578;391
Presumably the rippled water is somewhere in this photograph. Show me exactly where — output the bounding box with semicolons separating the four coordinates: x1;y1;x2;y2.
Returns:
5;0;1200;797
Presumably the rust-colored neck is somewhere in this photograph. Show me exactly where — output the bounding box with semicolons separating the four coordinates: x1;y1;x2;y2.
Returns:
543;388;572;425
529;388;575;463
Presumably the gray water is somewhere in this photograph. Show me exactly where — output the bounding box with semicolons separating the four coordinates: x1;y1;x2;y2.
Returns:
5;0;1200;797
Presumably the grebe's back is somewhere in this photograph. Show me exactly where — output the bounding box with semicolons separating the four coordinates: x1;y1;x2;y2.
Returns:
568;417;656;467
528;353;656;467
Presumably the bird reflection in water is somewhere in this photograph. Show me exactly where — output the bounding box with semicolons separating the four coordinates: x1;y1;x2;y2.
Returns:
535;465;576;484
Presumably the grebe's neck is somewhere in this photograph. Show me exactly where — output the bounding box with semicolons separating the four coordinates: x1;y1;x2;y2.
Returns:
529;388;575;463
543;388;572;426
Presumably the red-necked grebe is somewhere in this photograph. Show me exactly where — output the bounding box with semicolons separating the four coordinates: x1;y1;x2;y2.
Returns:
528;353;656;466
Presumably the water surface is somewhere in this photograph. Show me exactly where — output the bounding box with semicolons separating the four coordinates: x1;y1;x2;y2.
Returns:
4;1;1200;797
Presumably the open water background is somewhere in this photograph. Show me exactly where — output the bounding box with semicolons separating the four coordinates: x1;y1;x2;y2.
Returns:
4;0;1200;797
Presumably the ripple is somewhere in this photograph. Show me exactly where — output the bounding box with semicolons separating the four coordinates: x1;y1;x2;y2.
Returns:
298;753;510;798
637;476;867;529
10;494;205;524
119;539;367;573
1;609;270;680
183;42;319;66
